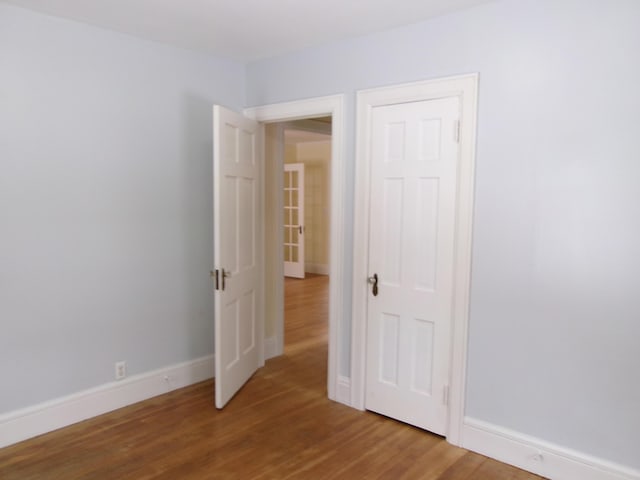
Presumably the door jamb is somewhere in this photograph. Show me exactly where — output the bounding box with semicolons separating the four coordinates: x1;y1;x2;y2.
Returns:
244;95;345;403
351;74;478;446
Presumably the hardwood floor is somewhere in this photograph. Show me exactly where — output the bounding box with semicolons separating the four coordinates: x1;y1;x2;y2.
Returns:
0;274;544;479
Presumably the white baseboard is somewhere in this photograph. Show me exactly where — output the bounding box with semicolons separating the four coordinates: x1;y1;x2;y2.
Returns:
305;263;329;275
335;375;351;406
0;355;215;449
463;418;640;480
264;335;282;360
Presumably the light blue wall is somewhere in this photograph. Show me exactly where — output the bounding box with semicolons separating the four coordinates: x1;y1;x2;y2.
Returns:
247;0;640;469
0;4;244;411
2;0;639;471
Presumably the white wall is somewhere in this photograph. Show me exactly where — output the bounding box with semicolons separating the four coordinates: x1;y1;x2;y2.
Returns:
246;0;640;470
0;5;244;412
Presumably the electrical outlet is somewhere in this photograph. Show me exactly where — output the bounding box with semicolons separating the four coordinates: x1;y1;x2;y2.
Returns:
115;361;126;380
530;451;544;463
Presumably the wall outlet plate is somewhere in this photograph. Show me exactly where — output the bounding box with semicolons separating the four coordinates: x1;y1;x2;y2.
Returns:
115;361;126;380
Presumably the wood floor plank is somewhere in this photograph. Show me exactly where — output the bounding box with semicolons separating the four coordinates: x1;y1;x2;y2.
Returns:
436;452;487;480
0;274;544;479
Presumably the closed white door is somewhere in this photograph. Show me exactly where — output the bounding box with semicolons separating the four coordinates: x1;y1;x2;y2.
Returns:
365;97;460;434
284;163;305;278
213;105;263;409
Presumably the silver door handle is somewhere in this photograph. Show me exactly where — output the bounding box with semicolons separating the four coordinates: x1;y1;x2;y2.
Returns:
222;268;231;290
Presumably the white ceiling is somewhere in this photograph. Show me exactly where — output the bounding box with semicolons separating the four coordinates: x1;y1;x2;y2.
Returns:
3;0;497;61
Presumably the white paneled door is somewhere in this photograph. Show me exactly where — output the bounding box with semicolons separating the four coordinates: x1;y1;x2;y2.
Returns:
213;105;263;409
365;97;460;434
284;163;305;278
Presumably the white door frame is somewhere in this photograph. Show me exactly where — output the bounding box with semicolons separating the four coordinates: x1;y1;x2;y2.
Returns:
244;95;345;403
351;74;478;446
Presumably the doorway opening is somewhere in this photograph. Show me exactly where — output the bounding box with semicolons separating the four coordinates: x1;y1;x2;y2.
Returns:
283;120;331;280
281;120;332;374
246;96;345;404
266;118;332;365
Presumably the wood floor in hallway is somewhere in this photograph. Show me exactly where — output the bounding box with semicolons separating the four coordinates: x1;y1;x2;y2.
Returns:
0;274;544;479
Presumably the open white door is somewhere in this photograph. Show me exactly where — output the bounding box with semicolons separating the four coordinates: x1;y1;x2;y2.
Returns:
365;96;460;434
213;105;264;409
284;163;305;278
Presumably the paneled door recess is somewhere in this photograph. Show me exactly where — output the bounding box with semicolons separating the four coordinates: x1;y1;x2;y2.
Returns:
365;96;460;434
284;163;305;278
213;105;264;409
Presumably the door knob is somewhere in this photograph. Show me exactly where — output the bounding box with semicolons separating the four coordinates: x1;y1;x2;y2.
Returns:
367;273;379;296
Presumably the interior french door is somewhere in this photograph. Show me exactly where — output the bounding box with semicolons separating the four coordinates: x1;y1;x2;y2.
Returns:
365;96;460;434
213;105;263;409
284;163;305;278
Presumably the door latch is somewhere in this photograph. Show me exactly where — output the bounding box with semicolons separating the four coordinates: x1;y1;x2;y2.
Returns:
211;269;230;290
367;273;379;296
221;268;231;290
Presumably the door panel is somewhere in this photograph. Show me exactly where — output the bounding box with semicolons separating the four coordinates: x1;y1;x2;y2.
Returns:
213;105;263;409
284;163;305;278
365;96;459;434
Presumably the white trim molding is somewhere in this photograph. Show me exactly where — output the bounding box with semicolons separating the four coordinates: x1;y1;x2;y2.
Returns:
305;263;329;275
336;375;352;405
245;94;346;405
0;355;214;449
351;74;479;444
464;418;640;480
264;335;280;361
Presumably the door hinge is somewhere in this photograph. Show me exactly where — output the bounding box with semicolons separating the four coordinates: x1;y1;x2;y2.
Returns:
454;120;461;143
443;385;450;406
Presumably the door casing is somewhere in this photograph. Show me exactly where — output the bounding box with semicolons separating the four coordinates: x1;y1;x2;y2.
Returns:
351;74;479;446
